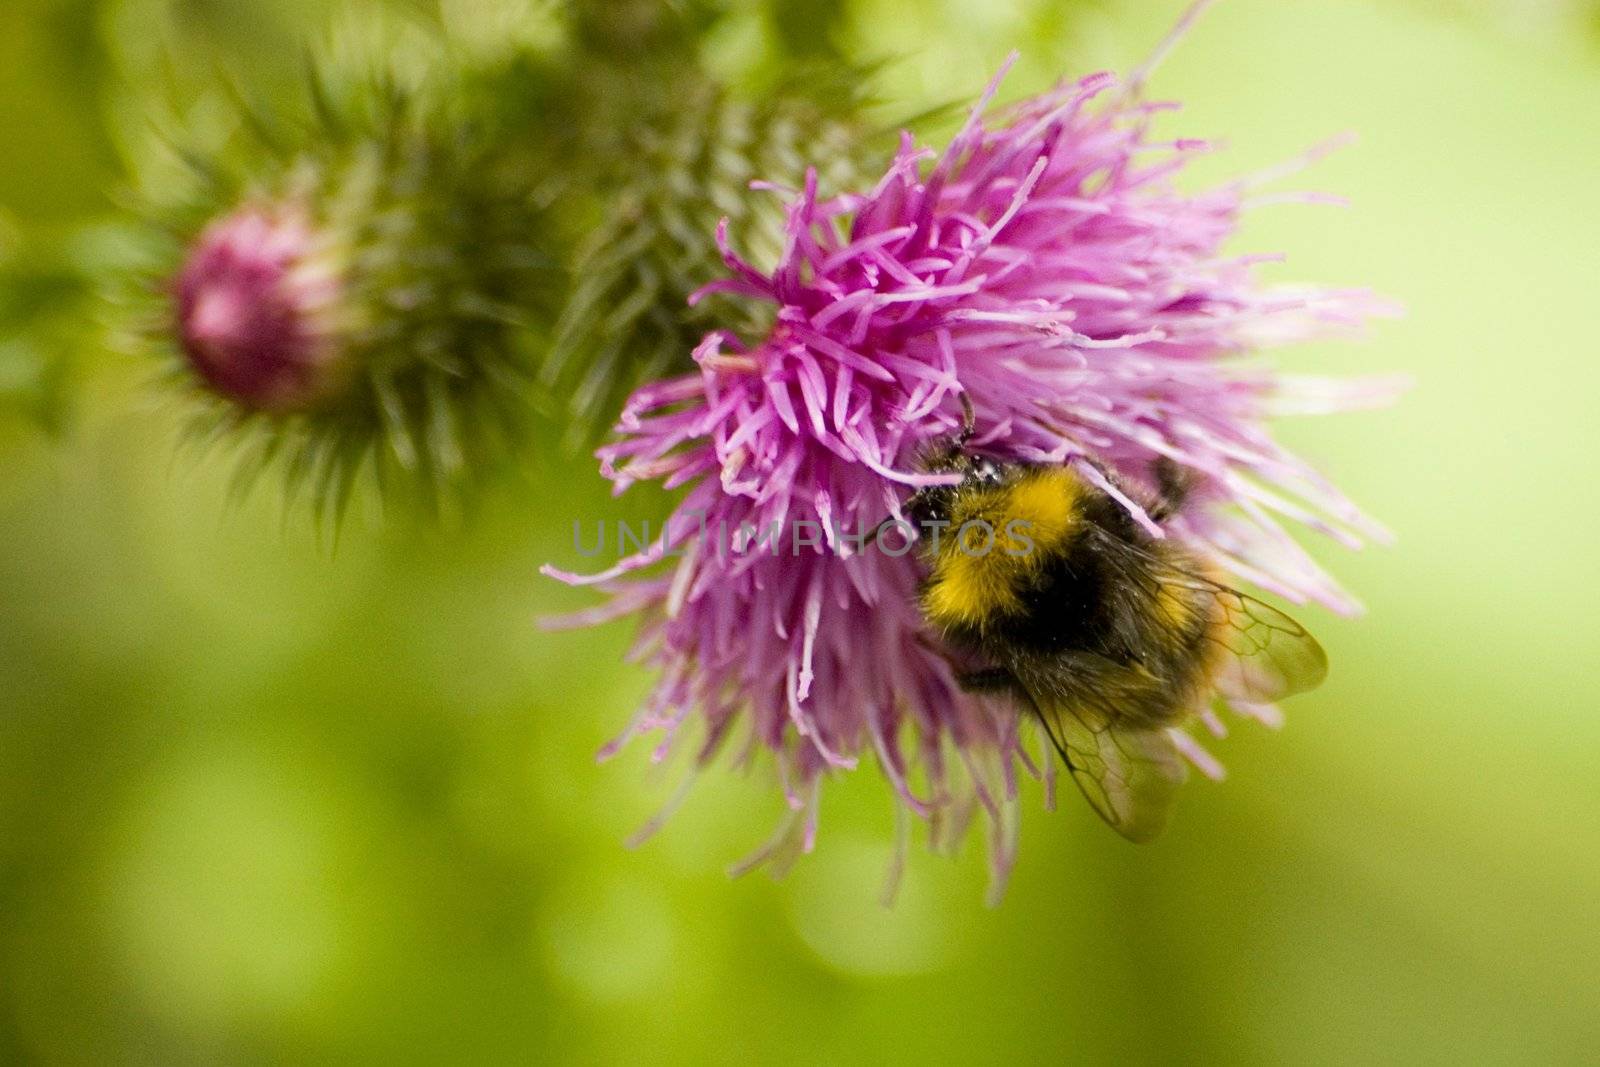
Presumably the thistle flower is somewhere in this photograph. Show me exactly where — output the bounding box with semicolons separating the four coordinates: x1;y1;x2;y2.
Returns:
548;8;1400;898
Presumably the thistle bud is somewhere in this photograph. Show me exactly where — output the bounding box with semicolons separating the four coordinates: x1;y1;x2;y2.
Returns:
125;39;562;518
547;71;881;440
173;208;348;413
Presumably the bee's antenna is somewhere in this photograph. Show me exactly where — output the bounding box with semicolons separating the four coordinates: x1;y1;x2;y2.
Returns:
957;393;976;445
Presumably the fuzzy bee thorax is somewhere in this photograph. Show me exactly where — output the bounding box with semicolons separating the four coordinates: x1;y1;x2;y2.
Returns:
918;466;1086;633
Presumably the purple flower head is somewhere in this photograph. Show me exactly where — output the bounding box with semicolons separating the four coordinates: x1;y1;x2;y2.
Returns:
547;11;1399;897
174;206;350;413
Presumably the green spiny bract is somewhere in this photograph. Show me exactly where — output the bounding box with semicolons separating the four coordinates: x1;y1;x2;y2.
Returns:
123;39;565;526
543;42;886;442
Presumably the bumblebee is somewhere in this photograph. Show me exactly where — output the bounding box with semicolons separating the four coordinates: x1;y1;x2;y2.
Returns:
897;405;1328;842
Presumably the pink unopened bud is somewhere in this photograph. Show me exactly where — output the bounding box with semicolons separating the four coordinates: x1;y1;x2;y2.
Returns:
174;208;348;413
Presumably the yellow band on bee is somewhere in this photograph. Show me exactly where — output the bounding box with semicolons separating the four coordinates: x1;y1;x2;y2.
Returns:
920;468;1083;632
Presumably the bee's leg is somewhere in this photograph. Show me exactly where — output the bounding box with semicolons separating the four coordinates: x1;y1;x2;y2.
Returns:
914;632;1021;696
1149;457;1194;523
949;663;1081;772
954;667;1021;696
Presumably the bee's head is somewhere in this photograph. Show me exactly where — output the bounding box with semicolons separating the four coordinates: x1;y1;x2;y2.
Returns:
902;393;1005;527
905;446;1005;527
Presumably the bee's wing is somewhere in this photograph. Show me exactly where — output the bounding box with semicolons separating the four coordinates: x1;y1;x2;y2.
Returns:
1028;689;1188;844
1095;527;1329;705
1180;576;1329;704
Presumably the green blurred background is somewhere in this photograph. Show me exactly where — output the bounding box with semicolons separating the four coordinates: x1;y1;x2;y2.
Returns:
3;0;1599;1063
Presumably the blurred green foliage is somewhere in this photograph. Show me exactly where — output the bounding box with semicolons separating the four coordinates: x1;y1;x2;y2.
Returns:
2;1;1599;1064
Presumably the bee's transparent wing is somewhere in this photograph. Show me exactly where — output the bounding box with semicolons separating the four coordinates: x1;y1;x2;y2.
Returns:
1185;578;1329;704
1029;691;1188;843
1091;526;1329;707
